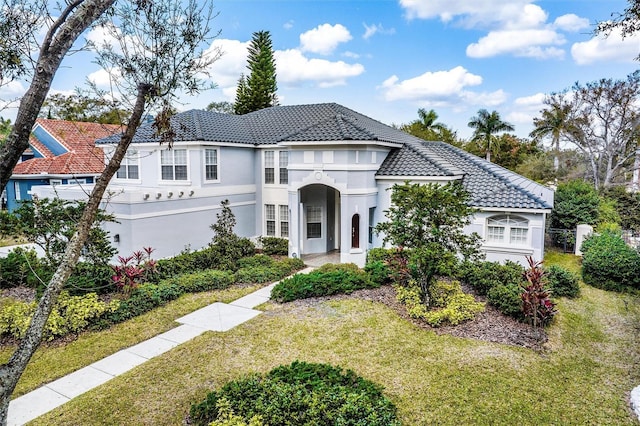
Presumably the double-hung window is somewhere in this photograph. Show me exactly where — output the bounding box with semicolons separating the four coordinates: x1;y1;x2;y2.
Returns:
307;206;322;239
264;151;275;184
161;149;187;181
117;151;139;179
205;148;218;181
279;205;289;237
486;215;529;244
279;151;288;184
265;204;276;236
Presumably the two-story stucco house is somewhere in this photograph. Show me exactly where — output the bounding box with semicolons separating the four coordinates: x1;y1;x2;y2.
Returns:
32;103;553;266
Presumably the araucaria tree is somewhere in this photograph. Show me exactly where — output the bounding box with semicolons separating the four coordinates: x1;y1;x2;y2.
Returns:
375;181;481;305
0;0;219;422
541;71;640;189
468;109;515;163
234;30;278;114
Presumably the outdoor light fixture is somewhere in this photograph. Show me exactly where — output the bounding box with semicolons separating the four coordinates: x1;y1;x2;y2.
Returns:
114;234;120;243
143;193;150;200
156;192;162;199
167;191;173;198
189;190;194;196
179;191;184;197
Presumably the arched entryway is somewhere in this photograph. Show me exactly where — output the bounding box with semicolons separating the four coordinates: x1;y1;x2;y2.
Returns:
298;184;341;255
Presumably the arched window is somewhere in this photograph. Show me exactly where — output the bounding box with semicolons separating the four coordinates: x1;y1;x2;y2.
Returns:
486;215;529;244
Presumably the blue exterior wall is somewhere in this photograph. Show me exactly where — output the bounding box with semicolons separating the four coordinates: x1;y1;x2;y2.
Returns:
6;176;96;211
32;126;68;156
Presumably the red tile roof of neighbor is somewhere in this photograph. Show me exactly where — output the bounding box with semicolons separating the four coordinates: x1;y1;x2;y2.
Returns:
13;119;122;176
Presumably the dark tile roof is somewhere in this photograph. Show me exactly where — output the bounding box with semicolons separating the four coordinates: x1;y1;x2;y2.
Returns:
377;140;553;210
96;103;410;146
95;103;553;210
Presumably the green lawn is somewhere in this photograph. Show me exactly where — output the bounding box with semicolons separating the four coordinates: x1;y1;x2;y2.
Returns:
15;251;640;425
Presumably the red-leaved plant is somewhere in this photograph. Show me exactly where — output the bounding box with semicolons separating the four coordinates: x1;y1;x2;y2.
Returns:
112;247;157;297
521;256;557;328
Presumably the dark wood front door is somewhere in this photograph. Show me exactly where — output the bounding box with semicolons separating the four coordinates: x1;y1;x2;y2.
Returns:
351;214;360;248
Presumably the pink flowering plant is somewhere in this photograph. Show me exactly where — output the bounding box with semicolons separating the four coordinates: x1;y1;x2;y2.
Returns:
111;247;157;297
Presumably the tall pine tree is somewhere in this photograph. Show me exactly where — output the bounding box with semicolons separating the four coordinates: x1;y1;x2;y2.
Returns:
234;30;278;114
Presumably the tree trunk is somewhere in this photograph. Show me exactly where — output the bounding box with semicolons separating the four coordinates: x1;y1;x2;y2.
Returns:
553;136;560;172
0;0;117;194
633;146;640;192
0;83;151;426
486;137;491;162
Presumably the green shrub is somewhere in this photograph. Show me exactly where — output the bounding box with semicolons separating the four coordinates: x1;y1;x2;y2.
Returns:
190;361;400;426
235;266;283;284
276;257;305;275
459;260;524;295
581;231;640;291
65;262;115;295
366;247;396;264
169;270;234;293
258;237;288;256
395;279;484;326
0;291;120;340
237;254;274;269
487;283;524;319
0;247;52;289
547;265;580;298
271;264;374;302
99;282;183;326
365;260;391;286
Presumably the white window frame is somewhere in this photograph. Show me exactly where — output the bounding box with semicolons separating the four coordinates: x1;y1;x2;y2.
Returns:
116;150;140;180
279;151;288;185
204;148;219;182
160;149;188;182
279;205;289;238
486;215;529;245
50;179;62;186
265;204;276;236
306;206;322;239
264;150;275;184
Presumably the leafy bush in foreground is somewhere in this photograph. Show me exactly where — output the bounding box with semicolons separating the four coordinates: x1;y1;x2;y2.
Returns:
258;236;288;255
190;361;400;426
487;283;523;319
271;263;374;302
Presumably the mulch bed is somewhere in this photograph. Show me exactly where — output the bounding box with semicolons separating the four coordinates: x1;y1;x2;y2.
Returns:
285;284;547;351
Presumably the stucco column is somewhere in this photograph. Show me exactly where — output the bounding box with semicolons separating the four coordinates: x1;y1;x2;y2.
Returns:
288;189;301;258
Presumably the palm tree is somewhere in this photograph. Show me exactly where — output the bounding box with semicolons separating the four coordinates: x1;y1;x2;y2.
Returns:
529;100;572;173
401;108;458;143
468;109;515;162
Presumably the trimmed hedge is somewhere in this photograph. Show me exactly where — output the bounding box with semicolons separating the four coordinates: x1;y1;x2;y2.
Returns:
271;263;375;302
459;260;525;295
581;231;640;291
258;237;288;256
487;283;524;319
189;361;400;426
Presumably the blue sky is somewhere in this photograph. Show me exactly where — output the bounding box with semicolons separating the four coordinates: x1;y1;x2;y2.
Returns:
3;0;640;139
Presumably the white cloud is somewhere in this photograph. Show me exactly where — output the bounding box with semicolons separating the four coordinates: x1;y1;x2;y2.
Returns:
283;20;294;30
87;68;122;88
467;29;565;59
362;23;395;40
507;111;535;125
300;23;352;55
553;14;589;32
276;49;364;88
514;93;546;107
205;39;249;89
398;0;532;27
571;28;640;64
378;66;506;108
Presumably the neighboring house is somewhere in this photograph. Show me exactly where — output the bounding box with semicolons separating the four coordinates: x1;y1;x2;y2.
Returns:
32;104;553;266
6;118;121;211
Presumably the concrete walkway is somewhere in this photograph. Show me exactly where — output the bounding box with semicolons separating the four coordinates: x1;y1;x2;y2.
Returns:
8;269;312;426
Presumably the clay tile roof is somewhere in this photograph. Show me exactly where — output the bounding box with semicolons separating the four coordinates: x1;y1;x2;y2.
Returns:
13;119;121;176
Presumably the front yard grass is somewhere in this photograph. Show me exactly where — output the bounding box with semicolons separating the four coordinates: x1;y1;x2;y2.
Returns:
1;284;264;398
22;252;640;425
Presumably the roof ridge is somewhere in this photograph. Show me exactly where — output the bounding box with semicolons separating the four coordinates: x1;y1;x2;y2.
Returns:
408;141;461;176
193;110;204;140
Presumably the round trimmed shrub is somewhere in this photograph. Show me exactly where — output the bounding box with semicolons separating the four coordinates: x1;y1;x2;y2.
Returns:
459;260;524;295
487;283;523;319
189;361;400;426
547;265;580;298
581;231;640;291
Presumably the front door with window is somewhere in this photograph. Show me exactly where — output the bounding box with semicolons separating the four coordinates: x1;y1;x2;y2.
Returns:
351;214;360;248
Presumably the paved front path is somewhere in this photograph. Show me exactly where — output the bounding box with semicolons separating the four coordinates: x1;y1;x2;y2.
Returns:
8;269;312;426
